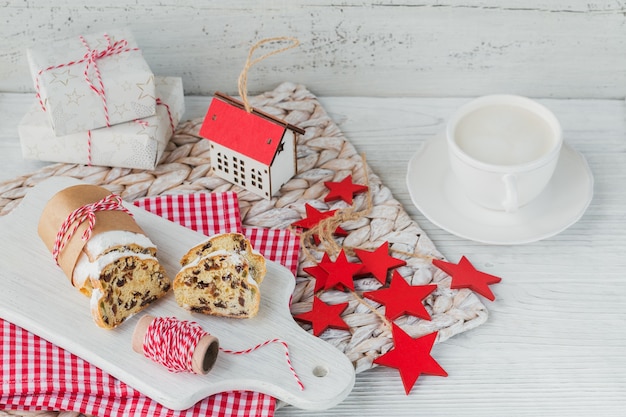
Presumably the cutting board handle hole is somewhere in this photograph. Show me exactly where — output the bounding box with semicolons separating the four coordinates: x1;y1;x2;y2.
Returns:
312;365;329;378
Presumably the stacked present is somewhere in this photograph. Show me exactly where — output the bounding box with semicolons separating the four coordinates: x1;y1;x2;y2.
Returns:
18;28;184;170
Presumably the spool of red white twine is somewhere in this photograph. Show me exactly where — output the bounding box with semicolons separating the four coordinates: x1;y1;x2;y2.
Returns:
133;315;219;375
133;316;304;390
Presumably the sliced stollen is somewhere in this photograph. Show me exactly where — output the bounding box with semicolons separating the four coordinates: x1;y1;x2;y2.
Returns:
180;232;267;284
37;184;171;329
75;231;171;329
173;250;261;318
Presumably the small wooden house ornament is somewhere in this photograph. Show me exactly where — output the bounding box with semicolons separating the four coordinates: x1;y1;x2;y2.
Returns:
199;92;305;199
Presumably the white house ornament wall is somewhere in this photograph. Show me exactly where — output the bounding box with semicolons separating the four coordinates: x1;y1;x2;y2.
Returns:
199;92;304;199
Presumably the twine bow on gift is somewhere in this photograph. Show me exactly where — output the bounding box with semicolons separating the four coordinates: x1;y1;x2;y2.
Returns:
52;193;133;264
35;33;140;128
79;34;139;127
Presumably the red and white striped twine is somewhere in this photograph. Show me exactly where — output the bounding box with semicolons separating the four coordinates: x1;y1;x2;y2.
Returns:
142;317;305;390
86;130;92;166
34;33;139;126
143;317;207;373
221;338;305;391
155;98;176;133
52;193;132;264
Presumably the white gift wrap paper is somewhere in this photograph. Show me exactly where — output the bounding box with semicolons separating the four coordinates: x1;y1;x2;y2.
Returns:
27;28;156;136
19;76;184;170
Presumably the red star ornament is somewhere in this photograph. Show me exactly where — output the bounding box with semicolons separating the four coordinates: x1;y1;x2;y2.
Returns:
354;241;407;284
363;271;436;321
319;249;363;291
374;324;447;395
324;175;369;204
293;296;350;336
291;203;348;240
303;253;331;292
432;256;502;301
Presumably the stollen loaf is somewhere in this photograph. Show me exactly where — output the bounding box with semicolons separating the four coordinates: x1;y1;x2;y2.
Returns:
38;184;171;329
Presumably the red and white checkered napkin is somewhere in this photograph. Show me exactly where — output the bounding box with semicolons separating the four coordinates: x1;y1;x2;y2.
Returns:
0;191;300;417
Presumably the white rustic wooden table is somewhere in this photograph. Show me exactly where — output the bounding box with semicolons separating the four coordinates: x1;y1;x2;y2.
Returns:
0;93;624;417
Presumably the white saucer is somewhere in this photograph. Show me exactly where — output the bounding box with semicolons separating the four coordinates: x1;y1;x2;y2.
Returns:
406;134;594;245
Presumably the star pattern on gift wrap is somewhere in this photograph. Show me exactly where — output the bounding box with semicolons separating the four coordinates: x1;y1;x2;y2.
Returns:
374;324;447;395
291;203;348;239
354;241;407;284
49;68;77;86
432;256;502;301
111;134;126;150
65;88;84;105
293;296;350;336
363;271;437;321
113;103;130;118
136;75;156;101
89;34;110;50
324;175;369;204
318;249;362;291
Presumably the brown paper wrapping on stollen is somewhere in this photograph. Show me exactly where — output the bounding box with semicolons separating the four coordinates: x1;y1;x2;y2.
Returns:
37;184;144;280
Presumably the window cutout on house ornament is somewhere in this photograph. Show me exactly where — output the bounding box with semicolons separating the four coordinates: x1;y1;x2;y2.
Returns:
199;92;305;199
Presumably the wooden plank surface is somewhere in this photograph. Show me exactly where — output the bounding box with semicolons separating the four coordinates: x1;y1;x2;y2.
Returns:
1;93;625;416
2;1;626;98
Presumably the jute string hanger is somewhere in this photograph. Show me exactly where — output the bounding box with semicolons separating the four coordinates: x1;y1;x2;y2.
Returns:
237;37;300;113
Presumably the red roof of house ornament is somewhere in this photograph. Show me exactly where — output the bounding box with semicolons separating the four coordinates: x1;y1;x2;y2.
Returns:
199;92;305;166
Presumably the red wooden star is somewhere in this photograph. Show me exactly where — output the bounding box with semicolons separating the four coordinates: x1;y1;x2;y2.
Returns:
324;175;369;204
354;241;407;284
363;271;436;321
291;203;348;240
374;324;447;394
293;296;350;336
319;249;362;291
432;256;502;301
303;253;331;292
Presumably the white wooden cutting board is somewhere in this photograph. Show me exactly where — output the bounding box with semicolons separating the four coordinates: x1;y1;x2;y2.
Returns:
0;176;355;411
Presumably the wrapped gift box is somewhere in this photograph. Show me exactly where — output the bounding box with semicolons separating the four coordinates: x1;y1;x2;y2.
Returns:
27;28;156;136
19;76;184;170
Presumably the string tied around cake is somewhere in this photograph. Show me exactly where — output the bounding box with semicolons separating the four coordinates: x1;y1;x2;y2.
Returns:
35;33;140;127
52;193;132;264
135;316;304;390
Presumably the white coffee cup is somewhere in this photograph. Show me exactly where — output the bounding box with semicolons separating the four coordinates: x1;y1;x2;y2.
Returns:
446;95;562;212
